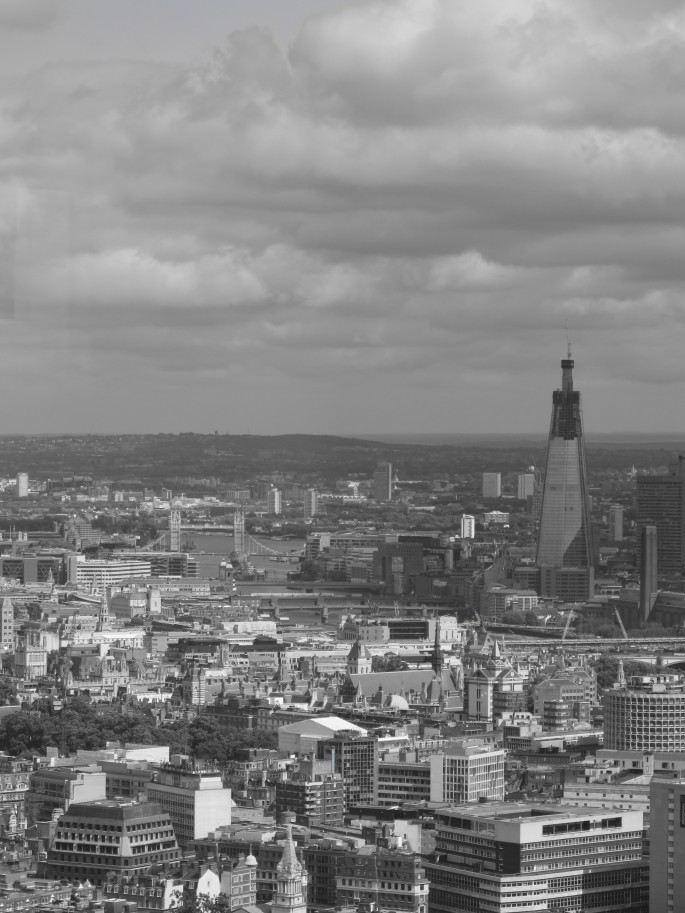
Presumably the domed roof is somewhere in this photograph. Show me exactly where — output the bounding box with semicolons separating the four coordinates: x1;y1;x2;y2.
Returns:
245;854;258;867
384;693;409;711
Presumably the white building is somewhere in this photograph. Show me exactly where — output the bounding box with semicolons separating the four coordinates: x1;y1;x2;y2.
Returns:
16;473;29;498
76;558;152;591
460;515;475;539
267;488;282;515
429;741;505;804
146;756;232;849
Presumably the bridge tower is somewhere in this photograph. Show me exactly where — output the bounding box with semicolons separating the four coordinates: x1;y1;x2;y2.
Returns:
234;507;246;556
169;508;182;552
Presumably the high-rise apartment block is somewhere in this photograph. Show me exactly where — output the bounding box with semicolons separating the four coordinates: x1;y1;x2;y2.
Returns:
517;472;535;500
275;759;345;828
267;488;282;515
373;462;393;501
637;457;685;576
303;488;318;519
427;803;648;913
460;514;475;539
536;352;594;600
16;472;28;497
482;472;501;498
609;504;624;542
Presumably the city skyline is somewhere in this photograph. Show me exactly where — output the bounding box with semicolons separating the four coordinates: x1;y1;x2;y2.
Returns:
1;0;684;435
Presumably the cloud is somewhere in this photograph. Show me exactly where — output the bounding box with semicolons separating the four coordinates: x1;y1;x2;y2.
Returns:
1;0;685;432
0;0;66;31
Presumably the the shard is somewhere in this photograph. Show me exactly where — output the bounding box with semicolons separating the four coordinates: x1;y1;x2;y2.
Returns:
536;349;594;601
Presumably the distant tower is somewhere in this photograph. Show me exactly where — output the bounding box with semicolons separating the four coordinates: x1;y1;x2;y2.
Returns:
373;462;393;502
639;525;658;625
234;506;246;555
517;472;535;500
169;508;182;552
536;350;594;601
482;473;502;498
431;618;443;677
303;489;318;520
16;473;28;498
270;826;307;913
0;597;13;652
608;505;624;542
267;488;282;515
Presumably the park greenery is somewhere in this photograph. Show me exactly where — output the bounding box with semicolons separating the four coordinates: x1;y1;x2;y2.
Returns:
0;698;277;762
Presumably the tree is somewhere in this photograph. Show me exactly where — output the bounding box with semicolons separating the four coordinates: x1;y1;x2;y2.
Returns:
371;654;408;673
298;559;319;581
594;655;656;691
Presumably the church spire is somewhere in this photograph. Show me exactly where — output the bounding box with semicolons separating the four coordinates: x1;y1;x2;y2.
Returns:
271;826;307;913
432;618;443;677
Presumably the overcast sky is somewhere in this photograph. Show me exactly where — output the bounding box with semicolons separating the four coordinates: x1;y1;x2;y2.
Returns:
1;0;684;435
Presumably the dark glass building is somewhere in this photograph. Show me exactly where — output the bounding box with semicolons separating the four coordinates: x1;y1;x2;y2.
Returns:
536;352;594;600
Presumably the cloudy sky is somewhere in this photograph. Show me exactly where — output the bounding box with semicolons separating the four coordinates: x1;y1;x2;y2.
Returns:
1;0;684;435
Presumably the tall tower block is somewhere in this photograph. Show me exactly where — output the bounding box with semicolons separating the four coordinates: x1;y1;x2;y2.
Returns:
536;351;594;601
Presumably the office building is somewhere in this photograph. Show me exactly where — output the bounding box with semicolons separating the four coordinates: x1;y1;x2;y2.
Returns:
76;558;152;590
429;742;505;804
650;775;685;913
637;457;685;576
427;803;648;913
16;473;28;498
27;767;107;825
168;508;182;552
336;847;428;913
536;350;594;600
43;799;180;885
267;488;282;515
516;471;535;500
639;524;658;624
460;514;475;539
303;488;318;519
146;756;231;849
603;674;685;751
609;504;624;542
482;472;501;498
374;462;393;501
377;754;431;806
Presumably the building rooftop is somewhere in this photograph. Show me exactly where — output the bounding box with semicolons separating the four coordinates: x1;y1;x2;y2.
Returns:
63;799;168;820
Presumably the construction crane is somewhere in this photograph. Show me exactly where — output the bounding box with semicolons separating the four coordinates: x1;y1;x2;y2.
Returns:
614;606;629;640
